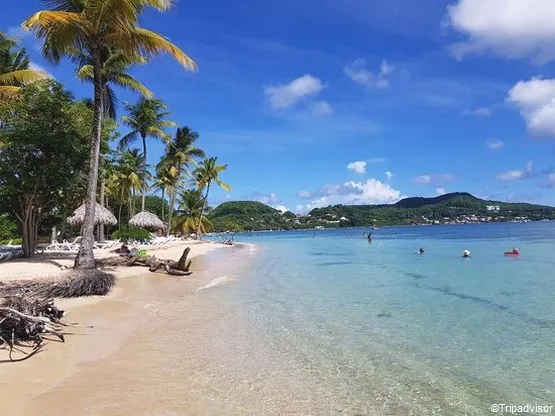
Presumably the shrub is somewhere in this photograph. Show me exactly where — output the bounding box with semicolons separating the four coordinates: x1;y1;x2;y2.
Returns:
0;214;18;241
112;226;152;243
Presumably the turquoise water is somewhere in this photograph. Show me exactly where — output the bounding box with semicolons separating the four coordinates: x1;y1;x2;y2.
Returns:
204;223;555;414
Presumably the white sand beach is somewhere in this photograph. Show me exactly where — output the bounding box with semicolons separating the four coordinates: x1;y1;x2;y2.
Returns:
0;240;249;415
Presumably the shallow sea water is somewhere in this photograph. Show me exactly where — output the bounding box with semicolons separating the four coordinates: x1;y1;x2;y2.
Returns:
24;223;555;415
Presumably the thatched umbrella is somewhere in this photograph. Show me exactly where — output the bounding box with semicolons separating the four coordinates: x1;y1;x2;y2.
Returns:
67;202;117;226
129;211;164;230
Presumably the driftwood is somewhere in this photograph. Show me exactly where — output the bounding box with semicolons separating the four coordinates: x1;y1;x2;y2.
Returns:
0;296;77;362
98;247;193;276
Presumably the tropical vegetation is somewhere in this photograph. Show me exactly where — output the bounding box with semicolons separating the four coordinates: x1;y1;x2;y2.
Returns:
0;10;230;259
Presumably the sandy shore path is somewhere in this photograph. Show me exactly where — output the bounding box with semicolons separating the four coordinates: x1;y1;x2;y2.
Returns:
0;241;251;415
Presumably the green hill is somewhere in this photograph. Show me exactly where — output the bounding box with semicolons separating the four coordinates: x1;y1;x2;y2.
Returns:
208;194;555;232
309;192;555;227
208;201;296;232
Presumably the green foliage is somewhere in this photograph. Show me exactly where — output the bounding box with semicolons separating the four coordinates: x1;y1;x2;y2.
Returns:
112;226;152;243
0;237;22;245
0;214;18;241
0;81;92;254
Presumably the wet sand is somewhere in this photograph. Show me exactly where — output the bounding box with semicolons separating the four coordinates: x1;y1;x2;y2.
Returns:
0;242;252;416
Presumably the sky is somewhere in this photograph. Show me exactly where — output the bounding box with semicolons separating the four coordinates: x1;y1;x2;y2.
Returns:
2;0;555;213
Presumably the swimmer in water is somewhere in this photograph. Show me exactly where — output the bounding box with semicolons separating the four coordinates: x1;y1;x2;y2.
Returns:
462;249;471;258
418;248;425;254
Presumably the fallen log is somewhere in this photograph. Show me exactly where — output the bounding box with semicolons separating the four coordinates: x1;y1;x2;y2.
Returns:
97;247;193;276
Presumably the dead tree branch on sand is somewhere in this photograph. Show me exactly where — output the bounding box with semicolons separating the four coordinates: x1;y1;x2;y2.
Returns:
0;296;70;362
98;247;193;276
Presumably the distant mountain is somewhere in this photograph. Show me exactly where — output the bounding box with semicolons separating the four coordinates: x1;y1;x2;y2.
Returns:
208;194;555;232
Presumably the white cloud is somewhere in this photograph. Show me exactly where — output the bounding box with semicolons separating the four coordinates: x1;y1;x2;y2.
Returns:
274;205;289;213
413;175;432;184
7;26;32;40
461;107;493;117
347;161;367;174
547;173;555;187
413;174;454;184
297;190;313;199
264;74;325;109
311;100;334;116
344;59;393;89
296;179;403;213
496;161;534;181
257;192;280;204
446;0;555;63
385;171;393;181
436;188;447;195
486;138;505;150
507;77;555;137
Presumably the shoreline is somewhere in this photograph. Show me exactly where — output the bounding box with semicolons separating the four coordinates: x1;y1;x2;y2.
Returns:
0;241;253;415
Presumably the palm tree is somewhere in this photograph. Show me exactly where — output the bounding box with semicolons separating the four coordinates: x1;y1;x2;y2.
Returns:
152;164;175;222
119;98;175;212
110;149;146;224
0;34;49;100
175;189;212;234
24;0;197;269
194;157;231;237
158;127;205;233
76;48;152;119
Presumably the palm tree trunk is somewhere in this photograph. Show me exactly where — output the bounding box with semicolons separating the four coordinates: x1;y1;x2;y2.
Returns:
196;182;210;239
141;133;147;212
167;187;175;237
118;189;124;230
74;48;103;269
161;188;165;221
99;178;105;242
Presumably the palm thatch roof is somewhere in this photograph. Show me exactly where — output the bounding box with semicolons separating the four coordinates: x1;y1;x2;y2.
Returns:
67;202;117;226
129;211;164;229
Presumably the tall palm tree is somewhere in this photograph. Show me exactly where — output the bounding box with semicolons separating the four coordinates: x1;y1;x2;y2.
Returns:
119;98;175;213
152;164;175;222
194;157;231;237
24;0;197;269
76;48;152;120
175;189;212;234
158;127;205;235
0;34;49;100
110;149;146;224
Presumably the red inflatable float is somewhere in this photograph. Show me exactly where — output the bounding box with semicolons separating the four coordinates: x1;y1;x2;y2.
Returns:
504;251;520;257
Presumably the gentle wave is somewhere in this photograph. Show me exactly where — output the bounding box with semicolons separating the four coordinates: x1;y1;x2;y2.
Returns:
196;275;233;292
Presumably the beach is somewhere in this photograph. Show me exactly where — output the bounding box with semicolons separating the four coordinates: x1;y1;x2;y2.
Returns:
0;241;251;416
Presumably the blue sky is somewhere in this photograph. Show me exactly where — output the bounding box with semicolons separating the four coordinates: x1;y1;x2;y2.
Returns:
3;0;555;213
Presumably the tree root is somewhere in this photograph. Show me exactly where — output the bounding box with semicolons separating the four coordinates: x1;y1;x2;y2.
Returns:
0;296;71;363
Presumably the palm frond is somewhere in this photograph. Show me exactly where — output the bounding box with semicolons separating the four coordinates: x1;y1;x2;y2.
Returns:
117;131;138;151
111;27;197;71
112;73;153;97
0;69;50;86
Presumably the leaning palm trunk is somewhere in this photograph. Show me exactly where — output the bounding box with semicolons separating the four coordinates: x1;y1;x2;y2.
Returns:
196;183;210;239
75;50;103;269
